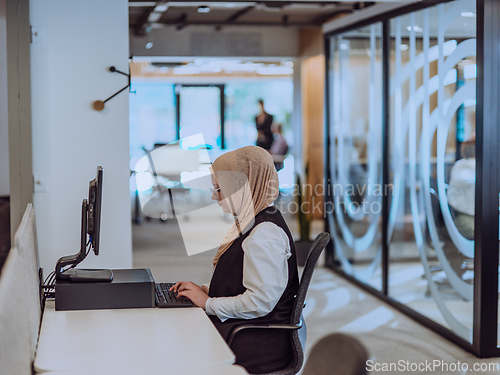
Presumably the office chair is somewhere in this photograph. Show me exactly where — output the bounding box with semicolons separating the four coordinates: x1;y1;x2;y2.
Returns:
227;232;331;375
301;333;369;375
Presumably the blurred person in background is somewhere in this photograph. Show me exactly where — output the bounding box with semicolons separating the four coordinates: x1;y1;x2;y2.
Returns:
255;99;274;150
269;123;288;171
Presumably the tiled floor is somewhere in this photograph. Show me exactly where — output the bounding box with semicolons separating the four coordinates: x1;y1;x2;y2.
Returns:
131;192;500;374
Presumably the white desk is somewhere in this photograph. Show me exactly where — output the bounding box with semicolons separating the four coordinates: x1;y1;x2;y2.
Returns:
39;365;248;375
35;301;237;374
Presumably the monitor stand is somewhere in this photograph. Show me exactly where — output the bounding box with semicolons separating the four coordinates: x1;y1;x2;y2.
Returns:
55;199;113;283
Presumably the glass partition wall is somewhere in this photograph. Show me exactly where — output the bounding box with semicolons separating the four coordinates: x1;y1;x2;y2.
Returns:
327;24;384;291
325;0;500;357
388;3;477;342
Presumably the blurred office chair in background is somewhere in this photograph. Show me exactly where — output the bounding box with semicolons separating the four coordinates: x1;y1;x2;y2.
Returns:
302;333;369;375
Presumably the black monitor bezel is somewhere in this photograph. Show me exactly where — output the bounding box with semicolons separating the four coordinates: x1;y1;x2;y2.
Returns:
87;166;103;255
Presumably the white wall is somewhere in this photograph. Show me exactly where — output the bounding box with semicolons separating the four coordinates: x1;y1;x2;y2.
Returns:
130;25;299;58
0;0;9;196
30;0;132;274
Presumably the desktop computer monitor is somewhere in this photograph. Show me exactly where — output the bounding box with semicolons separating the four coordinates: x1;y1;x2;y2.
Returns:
88;166;103;255
55;166;112;282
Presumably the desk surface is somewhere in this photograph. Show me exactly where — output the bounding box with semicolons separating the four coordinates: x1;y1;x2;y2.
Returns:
39;364;248;375
35;301;235;373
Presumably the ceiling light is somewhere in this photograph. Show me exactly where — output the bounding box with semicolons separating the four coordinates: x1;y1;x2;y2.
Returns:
461;11;475;17
147;2;169;23
155;3;168;12
400;44;409;51
407;26;422;32
173;67;201;75
149;11;163;22
257;67;293;75
145;30;153;49
198;6;210;13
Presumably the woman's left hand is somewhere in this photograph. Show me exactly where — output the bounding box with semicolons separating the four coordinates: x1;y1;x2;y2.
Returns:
176;282;209;309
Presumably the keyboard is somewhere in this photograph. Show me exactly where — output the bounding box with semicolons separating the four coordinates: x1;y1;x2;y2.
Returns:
155;282;194;308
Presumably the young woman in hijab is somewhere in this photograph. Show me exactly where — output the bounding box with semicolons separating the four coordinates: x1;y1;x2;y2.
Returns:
170;146;299;374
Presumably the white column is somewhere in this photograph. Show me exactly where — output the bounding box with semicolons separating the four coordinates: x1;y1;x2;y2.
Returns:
30;0;132;274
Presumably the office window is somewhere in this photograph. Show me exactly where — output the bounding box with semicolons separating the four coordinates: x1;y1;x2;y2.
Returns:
129;82;177;167
224;81;293;150
178;85;222;149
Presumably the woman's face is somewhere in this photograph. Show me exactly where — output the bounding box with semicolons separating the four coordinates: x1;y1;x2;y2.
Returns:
211;174;232;214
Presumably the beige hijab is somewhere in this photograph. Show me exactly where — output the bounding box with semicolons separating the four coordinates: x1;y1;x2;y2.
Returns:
210;146;279;267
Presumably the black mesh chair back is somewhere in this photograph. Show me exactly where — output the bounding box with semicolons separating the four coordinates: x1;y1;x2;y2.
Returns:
282;232;330;375
291;232;331;325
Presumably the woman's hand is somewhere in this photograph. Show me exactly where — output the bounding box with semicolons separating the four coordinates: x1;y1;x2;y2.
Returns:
170;281;209;309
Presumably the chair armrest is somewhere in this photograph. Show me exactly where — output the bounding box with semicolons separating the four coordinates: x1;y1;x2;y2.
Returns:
227;319;303;346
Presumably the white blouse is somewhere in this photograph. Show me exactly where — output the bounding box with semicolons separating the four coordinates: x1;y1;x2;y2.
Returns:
204;221;292;322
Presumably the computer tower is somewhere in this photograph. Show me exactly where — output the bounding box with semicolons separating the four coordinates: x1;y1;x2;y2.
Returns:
55;268;155;311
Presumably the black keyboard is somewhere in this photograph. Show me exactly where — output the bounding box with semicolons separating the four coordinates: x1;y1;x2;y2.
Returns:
155;282;194;308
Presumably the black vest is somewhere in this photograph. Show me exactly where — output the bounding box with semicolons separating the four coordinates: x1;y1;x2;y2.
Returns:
209;206;299;374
